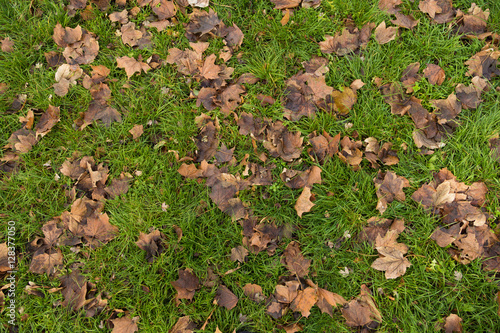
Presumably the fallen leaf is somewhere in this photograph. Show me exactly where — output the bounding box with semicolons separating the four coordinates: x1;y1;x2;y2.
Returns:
281;9;290;26
169;316;196;333
1;37;14;52
129;124;144;139
171;269;200;301
116;56;151;78
374;21;398;44
230;245;248;263
391;12;419;29
35;105;60;139
215;285;238;310
378;0;402;14
294;187;315;217
444;313;462;333
281;241;311;277
111;316;139;333
423;64;445;85
371;246;411;279
290;287;318;317
373;171;410;214
270;0;301;9
109;9;128;24
243;283;265;303
135;230;166;262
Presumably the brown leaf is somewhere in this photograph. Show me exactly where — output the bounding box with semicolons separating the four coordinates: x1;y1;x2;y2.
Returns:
230;245;248;263
243;283;265;303
111;316;139;333
290;287;318;317
338;136;363;169
275;281;300;304
63;31;99;65
455;83;481;109
129;124;143;139
281;241;311;277
331;87;357;114
121;22;143;47
35;105;60;139
7;128;37;153
431;93;462;124
319;29;359;56
171;269;200;301
151;0;177;20
294;187;315;217
53;23;82;47
419;0;442;19
169;316;196;333
1;37;14;52
378;0;402;14
281;9;290;26
391;12;419;29
281;165;322;189
135;230;166;262
195;120;218;162
341;285;381;328
109;9;128;24
444;314;462;333
59;270;88;311
374;21;398;44
29;250;63;275
316;288;346;317
116;56;151;78
371;246;411;279
185;8;221;41
373;171;410;214
215;285;238;310
270;0;301;9
423;64;445;85
465;48;500;79
308;131;340;162
458;3;489;35
199;53;221;80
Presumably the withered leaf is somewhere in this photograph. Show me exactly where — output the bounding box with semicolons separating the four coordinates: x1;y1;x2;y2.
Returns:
151;0;177;20
281;241;311;277
444;313;463;333
135;230;166;262
423;64;445;85
111;316;139;333
373;171;410;214
316;288;346;317
419;0;442;19
270;0;301;9
371;246;411;279
129;124;144;140
391;12;419;29
331;87;357;114
53;24;82;47
109;10;128;24
319;29;359;56
294;187;315;218
215;285;238;310
29;250;63;275
7;128;37;153
35;105;60;139
374;21;398;44
171;269;200;301
169;316;196;333
59;270;88;311
230;245;248;263
290;287;318;317
243;283;265;303
378;0;402;14
455;83;482;109
1;37;14;52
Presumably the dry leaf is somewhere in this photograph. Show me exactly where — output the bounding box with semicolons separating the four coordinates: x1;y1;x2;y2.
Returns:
295;187;315;217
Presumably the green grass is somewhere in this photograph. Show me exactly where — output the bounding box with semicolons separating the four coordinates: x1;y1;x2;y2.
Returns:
1;0;500;332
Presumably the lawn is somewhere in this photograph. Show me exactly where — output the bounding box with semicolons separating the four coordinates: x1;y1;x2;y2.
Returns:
1;0;500;332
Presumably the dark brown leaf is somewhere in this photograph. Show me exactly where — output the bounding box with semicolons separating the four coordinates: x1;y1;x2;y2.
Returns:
215;285;238;310
281;241;311;277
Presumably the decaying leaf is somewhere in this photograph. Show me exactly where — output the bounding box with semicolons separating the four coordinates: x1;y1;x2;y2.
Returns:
374;21;398;44
111;316;139;333
281;241;311;277
171;269;200;301
116;56;151;78
294;187;315;217
373;171;410;214
215;285;238;310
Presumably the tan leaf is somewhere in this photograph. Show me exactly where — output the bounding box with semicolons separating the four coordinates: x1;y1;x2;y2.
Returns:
374;21;398;44
215;285;238;310
111;316;139;333
444;313;462;333
281;241;311;277
290;287;318;317
116;56;151;78
295;187;315;217
371;246;411;279
423;64;445;85
129;124;143;139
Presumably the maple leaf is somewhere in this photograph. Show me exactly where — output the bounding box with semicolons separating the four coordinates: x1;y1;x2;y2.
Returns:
116;56;151;78
371;246;411;279
151;0;177;20
18;109;34;129
455;83;482;109
169;316;196;333
281;241;311;277
63;31;99;65
199;53;221;80
185;8;221;41
431;93;462;124
35;105;60;139
53;23;82;47
135;230;166;262
230;245;248;263
374;21;398;44
465;48;500;79
378;0;402;14
215;285;238;310
7;128;37;153
290;287;318;317
341;285;382;328
171;269;200;302
423;64;445;85
458;4;489;35
111;316;139;333
109;9;128;24
294;187;315;217
337;136;363;169
391;12;419;29
29;250;63;275
373;171;410;214
319;29;359;56
59;270;88;311
316;288;346;317
121;22;143;47
331;87;357;114
419;0;442;19
308;131;340;163
275;281;300;304
281;165;322;189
